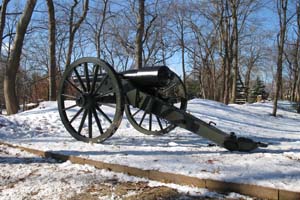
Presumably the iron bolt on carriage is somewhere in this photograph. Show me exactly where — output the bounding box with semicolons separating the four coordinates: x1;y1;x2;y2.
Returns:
58;57;267;152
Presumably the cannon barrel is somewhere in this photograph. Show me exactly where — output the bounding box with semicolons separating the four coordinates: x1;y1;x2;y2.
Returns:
121;66;173;87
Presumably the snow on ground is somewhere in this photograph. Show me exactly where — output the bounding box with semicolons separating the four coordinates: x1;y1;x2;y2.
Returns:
0;144;250;200
0;99;300;193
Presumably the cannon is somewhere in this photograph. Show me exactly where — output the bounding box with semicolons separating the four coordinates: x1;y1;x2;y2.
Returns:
58;57;267;152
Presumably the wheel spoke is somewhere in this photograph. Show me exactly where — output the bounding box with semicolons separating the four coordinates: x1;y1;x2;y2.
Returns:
156;116;164;131
97;89;114;98
93;108;103;134
88;109;93;138
132;108;141;117
62;104;77;111
70;108;84;123
139;112;147;126
65;79;83;94
78;109;88;134
84;62;91;92
96;105;112;123
90;65;100;94
94;74;108;94
74;67;87;92
149;113;152;131
62;94;77;100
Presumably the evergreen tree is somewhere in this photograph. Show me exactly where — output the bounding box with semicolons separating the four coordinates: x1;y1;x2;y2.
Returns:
250;76;267;99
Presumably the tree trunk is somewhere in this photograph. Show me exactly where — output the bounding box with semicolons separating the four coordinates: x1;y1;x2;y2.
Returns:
0;0;10;57
223;19;230;105
230;0;238;103
0;0;9;113
65;0;89;68
135;0;144;69
46;0;56;101
296;2;300;113
95;0;108;59
291;62;298;102
180;25;186;85
272;0;288;117
222;0;231;105
4;0;37;115
223;53;231;104
66;33;74;68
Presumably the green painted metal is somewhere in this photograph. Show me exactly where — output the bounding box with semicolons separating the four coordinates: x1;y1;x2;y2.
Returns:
124;72;187;135
58;57;267;152
124;86;267;151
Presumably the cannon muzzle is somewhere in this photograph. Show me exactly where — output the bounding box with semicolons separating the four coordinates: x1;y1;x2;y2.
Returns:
223;133;268;152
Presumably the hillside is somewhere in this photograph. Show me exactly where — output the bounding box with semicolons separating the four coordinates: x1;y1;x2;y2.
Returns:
0;99;300;193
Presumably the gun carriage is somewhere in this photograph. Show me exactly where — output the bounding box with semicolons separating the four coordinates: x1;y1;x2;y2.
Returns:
58;57;267;152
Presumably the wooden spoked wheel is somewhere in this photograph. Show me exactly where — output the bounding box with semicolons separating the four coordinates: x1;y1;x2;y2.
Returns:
125;73;187;135
58;57;124;143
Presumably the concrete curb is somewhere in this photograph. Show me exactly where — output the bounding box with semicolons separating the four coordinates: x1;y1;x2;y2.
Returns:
1;141;299;200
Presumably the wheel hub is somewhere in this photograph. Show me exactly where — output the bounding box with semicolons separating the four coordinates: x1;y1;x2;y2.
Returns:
76;93;96;109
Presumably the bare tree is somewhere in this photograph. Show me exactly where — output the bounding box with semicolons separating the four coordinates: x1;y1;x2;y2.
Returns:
85;0;109;59
230;0;239;103
272;0;288;116
188;19;218;100
296;2;300;113
220;0;232;105
65;0;89;68
243;45;261;95
230;0;261;103
46;0;56;101
4;0;37;115
170;1;190;85
0;0;10;57
135;0;144;69
178;5;186;85
0;0;10;113
95;0;108;59
285;43;299;103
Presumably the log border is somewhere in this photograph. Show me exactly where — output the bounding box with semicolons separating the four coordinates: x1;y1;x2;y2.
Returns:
1;141;299;200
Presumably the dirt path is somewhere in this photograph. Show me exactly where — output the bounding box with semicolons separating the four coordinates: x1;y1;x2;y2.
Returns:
68;181;213;200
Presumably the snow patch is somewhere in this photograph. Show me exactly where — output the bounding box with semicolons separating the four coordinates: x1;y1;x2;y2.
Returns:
1;99;300;192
